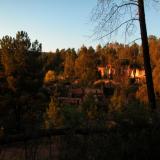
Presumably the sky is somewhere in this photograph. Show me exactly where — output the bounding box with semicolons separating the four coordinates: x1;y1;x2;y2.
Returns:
0;0;160;52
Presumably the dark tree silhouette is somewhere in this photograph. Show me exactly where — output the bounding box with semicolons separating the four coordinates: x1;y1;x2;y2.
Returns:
138;0;156;109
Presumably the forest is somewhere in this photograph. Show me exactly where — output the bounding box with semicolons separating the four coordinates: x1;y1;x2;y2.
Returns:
0;31;160;159
0;0;160;159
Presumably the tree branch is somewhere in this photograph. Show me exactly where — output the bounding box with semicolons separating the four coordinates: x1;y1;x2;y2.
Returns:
127;37;141;45
97;18;138;40
99;2;138;30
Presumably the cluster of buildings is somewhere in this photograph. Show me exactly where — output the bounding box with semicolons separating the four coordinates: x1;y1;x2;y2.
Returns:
98;63;145;83
57;87;105;106
44;62;146;106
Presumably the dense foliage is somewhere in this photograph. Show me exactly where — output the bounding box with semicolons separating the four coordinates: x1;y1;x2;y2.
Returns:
0;31;160;132
0;31;160;159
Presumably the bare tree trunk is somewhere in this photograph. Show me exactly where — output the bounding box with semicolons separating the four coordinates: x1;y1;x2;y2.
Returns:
138;0;156;109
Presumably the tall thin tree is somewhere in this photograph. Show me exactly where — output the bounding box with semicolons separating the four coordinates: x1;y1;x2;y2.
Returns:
138;0;156;109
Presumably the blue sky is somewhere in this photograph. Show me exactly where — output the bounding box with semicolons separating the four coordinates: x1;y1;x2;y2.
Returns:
0;0;160;52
